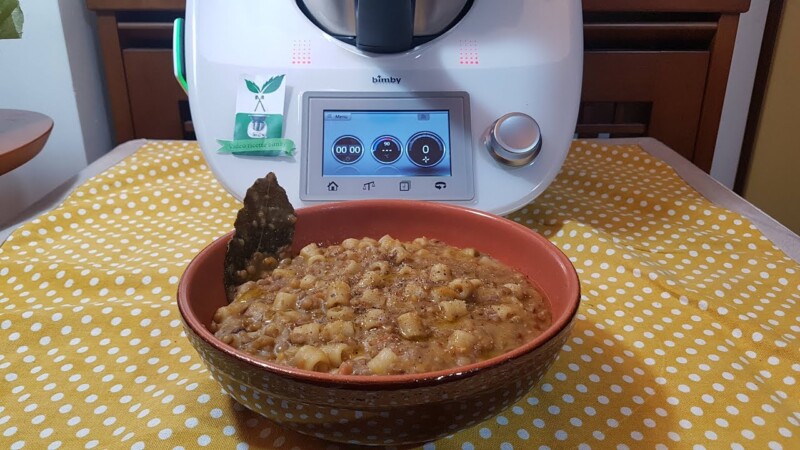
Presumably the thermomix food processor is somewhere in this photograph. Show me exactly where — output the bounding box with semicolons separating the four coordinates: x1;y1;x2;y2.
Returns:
174;0;583;215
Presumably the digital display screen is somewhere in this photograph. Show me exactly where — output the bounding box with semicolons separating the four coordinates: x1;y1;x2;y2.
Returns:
322;110;451;177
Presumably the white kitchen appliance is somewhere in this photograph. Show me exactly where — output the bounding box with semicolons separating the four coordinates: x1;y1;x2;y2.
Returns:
175;0;583;215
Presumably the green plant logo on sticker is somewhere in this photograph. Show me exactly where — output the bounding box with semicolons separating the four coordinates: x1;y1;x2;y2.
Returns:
218;74;295;157
246;75;285;112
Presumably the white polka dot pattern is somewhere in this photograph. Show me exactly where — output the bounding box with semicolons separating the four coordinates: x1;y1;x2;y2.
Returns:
0;140;798;448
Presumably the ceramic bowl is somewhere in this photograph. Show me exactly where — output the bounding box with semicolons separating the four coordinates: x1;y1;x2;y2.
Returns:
178;200;580;446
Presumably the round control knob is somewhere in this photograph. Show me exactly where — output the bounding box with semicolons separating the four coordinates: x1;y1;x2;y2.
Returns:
484;112;542;167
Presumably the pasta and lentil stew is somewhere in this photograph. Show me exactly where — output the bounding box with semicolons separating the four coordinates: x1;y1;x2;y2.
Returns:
211;235;551;375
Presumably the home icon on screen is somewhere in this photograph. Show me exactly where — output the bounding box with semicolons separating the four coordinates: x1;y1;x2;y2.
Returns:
399;181;411;192
327;181;339;192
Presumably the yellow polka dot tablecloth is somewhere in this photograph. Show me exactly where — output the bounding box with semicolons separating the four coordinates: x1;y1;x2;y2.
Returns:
1;140;799;450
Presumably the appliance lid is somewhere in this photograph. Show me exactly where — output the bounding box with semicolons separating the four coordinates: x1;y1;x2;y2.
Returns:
296;0;473;53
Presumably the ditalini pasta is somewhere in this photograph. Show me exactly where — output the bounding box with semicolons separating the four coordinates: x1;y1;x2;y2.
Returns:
211;235;551;375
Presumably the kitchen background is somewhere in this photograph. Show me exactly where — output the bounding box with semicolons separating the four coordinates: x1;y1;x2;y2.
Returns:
0;0;797;233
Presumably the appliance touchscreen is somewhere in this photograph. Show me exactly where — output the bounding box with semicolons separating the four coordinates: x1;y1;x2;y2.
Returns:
322;110;451;177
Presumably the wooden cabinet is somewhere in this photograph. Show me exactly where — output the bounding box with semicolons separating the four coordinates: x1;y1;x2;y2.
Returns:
579;0;750;171
88;1;189;142
86;0;750;172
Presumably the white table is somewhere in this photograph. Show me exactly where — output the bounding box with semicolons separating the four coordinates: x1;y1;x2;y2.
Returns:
2;138;799;263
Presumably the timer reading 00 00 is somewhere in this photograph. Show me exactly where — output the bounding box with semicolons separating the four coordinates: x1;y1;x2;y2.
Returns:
331;136;364;164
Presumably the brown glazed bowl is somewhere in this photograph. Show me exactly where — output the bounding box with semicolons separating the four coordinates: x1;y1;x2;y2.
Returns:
178;200;580;446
